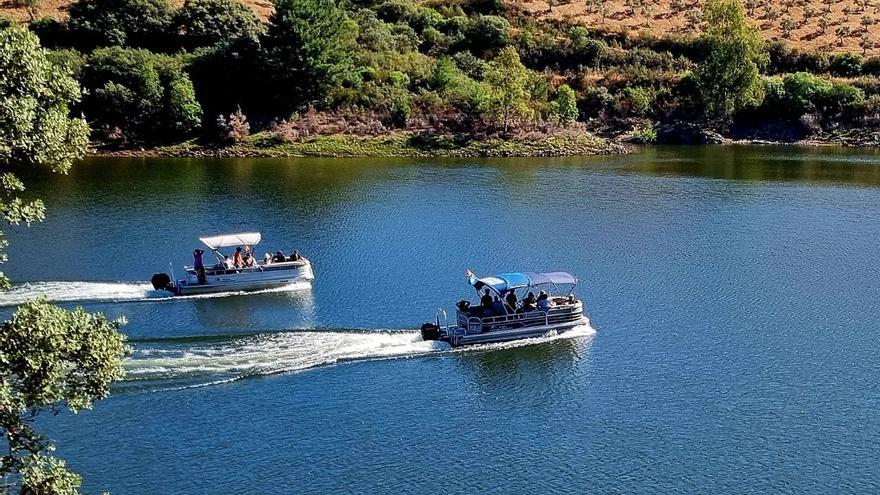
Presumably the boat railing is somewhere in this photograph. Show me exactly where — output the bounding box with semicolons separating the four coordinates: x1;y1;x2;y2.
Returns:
184;259;307;277
456;302;582;335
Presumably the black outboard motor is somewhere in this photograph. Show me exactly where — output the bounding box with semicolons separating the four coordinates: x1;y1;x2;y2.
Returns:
151;272;174;292
420;322;441;341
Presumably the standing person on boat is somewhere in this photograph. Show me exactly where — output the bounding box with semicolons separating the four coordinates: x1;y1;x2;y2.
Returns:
233;246;244;268
505;291;517;312
193;248;206;285
480;288;493;315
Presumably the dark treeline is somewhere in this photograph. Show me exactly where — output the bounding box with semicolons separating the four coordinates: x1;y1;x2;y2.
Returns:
5;0;880;146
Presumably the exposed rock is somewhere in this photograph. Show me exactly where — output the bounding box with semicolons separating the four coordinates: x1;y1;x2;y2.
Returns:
655;122;727;145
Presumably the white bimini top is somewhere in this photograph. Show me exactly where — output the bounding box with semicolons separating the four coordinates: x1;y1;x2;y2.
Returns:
199;232;261;250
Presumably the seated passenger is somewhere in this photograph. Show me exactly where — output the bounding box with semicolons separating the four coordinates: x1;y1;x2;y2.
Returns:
491;296;506;316
224;255;234;270
289;249;301;261
505;291;517;312
273;251;286;263
243;252;256;267
521;292;537;312
264;253;272;265
537;290;553;311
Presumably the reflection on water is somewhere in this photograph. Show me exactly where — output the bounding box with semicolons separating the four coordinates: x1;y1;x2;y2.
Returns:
454;332;594;387
625;145;880;185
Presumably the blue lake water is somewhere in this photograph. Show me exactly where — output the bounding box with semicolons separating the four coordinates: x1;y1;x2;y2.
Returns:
2;146;880;493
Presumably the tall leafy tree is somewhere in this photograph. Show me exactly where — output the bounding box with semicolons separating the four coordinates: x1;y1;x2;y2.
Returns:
697;0;768;119
485;46;532;132
67;0;172;49
550;84;579;125
0;27;129;495
173;0;264;49
263;0;357;109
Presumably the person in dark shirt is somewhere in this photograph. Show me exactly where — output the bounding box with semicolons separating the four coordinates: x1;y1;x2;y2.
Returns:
505;291;517;312
522;291;537;312
491;296;506;316
480;288;493;314
273;251;286;263
289;249;301;261
193;248;206;284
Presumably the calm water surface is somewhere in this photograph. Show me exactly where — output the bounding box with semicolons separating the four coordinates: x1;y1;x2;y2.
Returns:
3;145;880;493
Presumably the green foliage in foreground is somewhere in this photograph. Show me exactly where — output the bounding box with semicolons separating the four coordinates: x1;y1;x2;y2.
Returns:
0;300;129;495
0;27;89;285
0;28;129;495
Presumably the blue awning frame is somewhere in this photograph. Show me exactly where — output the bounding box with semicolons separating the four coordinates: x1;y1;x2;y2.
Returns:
469;271;578;295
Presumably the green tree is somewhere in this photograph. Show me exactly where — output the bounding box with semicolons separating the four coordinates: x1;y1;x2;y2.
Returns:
264;0;357;109
0;28;128;495
485;46;532;132
1;301;128;495
697;0;768;119
173;0;263;49
67;0;172;49
550;84;578;125
0;28;88;269
82;48;202;142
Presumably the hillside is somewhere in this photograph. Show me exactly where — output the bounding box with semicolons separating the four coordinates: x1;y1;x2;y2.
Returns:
3;0;879;55
521;0;880;56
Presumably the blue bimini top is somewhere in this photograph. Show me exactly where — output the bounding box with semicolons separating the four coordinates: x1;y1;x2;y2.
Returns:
469;271;578;294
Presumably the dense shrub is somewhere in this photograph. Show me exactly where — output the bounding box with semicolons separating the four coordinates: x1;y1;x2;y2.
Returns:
580;86;614;118
829;52;864;77
216;107;250;142
766;41;830;74
759;72;865;122
615;86;654;117
83;48;202;141
463;15;509;53
173;0;263;49
550;84;578;124
67;0;172;50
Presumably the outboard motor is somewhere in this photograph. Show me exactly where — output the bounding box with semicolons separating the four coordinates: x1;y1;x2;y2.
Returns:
420;322;441;341
151;272;174;292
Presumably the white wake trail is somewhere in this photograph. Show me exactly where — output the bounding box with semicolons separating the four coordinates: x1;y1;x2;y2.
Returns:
123;323;597;392
0;280;312;307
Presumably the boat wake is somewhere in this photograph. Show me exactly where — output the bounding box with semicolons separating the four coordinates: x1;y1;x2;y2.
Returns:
0;280;312;307
121;324;597;393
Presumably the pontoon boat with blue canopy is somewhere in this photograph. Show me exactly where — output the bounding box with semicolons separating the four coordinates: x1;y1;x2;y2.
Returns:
421;270;589;346
150;231;314;295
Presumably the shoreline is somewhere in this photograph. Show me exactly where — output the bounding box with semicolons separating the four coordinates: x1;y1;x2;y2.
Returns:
95;132;629;159
90;129;880;159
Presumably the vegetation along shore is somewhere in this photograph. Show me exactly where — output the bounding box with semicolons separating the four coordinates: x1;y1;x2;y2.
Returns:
4;0;880;157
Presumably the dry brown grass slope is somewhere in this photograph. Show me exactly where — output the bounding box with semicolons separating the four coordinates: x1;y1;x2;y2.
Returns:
1;0;878;55
522;0;880;55
0;0;273;21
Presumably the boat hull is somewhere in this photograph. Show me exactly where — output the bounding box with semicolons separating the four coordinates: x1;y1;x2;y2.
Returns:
172;261;314;295
436;315;590;347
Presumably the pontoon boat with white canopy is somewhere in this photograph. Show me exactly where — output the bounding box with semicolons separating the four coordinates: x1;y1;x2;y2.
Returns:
420;270;589;346
151;232;314;295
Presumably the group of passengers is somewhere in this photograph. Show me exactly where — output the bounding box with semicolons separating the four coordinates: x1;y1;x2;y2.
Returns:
198;245;303;272
262;249;302;266
478;288;556;317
